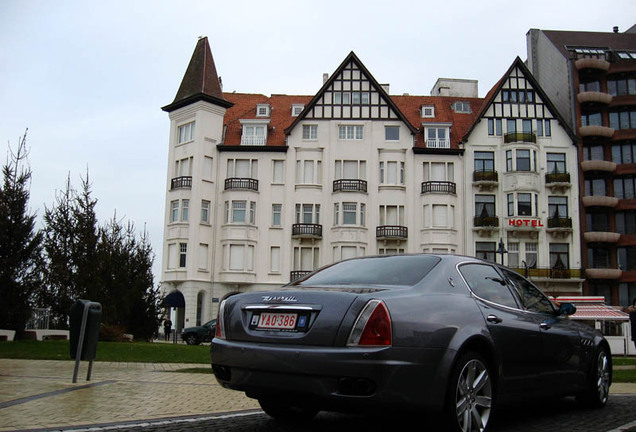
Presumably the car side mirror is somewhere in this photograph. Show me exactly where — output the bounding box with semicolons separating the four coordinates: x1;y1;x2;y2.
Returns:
558;302;577;316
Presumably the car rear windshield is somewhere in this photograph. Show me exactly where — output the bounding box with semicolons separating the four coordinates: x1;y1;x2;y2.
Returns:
296;255;441;287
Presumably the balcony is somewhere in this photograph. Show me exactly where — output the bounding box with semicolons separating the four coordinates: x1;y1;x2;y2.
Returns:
376;225;408;240
582;196;619;208
504;132;536;143
584;231;621;243
473;170;498;191
421;181;456;195
575;58;610;72
473;215;499;228
290;270;312;282
170;176;192;190
224;178;259;191
577;91;613;105
547;216;573;238
580;160;617;173
579;125;615;138
545;172;571;192
240;136;267;146
292;223;323;239
510;267;583;280
425;139;450;149
585;268;622;280
333;179;368;193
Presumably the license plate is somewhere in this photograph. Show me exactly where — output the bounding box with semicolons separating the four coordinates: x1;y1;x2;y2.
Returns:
256;312;298;330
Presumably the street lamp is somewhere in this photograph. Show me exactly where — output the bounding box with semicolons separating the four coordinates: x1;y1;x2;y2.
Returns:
496;238;507;265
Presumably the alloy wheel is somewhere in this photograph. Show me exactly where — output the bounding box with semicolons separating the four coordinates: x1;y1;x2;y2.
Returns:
455;358;492;432
596;350;610;405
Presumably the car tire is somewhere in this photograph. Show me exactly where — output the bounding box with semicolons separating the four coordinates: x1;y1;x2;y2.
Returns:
446;351;495;432
577;347;611;408
184;335;200;345
258;398;318;422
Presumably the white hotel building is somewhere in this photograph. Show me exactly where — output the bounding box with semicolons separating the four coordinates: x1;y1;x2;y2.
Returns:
160;38;582;331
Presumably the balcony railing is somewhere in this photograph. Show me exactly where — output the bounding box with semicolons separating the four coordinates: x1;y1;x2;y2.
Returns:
224;178;259;191
504;132;536;143
240;136;267;146
421;181;456;195
545;172;570;184
333;179;368;193
171;176;192;190
376;225;408;239
510;267;582;279
292;223;323;238
547;216;572;229
290;270;312;282
473;170;498;182
425;139;450;149
473;215;499;227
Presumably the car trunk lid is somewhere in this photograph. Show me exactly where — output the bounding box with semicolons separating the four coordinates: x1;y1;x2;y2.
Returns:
221;287;383;346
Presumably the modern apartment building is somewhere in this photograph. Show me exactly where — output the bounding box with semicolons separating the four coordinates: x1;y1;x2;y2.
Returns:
462;57;582;297
527;26;636;306
160;38;482;329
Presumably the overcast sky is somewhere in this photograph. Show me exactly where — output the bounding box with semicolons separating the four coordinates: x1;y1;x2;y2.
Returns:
0;0;633;283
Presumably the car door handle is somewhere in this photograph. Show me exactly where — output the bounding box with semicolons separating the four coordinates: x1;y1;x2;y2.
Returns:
487;314;502;324
540;322;552;330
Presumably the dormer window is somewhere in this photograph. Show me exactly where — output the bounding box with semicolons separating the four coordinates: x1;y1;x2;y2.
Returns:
421;105;435;118
240;119;269;146
452;101;471;113
292;104;305;116
256;104;270;117
424;124;451;148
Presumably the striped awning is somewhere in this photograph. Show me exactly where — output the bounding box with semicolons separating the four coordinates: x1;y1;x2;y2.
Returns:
570;305;629;321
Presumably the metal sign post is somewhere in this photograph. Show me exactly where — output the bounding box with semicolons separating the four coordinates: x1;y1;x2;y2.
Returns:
70;300;102;383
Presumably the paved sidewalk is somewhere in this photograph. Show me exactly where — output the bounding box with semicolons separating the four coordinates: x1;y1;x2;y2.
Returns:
0;359;259;431
0;359;635;431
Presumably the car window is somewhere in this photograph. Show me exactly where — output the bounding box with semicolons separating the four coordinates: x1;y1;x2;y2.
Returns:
501;269;556;314
459;263;518;308
296;255;441;287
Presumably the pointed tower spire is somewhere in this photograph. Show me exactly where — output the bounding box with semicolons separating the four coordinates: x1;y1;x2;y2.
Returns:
162;37;233;112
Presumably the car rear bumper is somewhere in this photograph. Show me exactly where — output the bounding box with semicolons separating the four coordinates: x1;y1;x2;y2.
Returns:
210;338;452;412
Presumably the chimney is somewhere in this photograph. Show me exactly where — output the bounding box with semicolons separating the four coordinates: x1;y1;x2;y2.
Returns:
613;26;619;33
381;83;390;94
323;73;329;84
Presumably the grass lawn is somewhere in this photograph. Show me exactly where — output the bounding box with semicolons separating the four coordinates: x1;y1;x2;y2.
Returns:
1;341;635;380
0;340;209;364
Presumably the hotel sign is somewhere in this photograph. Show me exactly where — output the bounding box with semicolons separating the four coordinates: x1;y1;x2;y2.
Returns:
508;218;544;227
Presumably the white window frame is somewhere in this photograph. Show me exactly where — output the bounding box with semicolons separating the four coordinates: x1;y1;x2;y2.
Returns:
335;160;366;180
302;124;318;140
177;122;195;144
379;161;405;185
240;120;268;146
421;105;435;118
296;159;322;185
256;104;270;117
224;200;256;224
379;205;405;226
338;125;364;140
292;104;305;116
201;200;210;224
424;126;450;148
227;158;258;179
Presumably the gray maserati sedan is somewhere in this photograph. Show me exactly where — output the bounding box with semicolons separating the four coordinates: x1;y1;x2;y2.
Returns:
210;254;611;432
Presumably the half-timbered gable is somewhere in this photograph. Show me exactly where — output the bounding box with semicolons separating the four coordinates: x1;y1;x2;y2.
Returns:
285;52;417;134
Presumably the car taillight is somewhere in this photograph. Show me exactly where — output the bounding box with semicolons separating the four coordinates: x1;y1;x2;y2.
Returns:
347;300;392;346
214;300;226;340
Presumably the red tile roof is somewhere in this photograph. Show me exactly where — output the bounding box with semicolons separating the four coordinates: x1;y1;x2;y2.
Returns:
220;92;483;148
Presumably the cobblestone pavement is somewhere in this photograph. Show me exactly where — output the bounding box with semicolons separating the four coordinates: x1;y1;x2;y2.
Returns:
52;396;636;432
0;359;259;431
1;358;635;432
